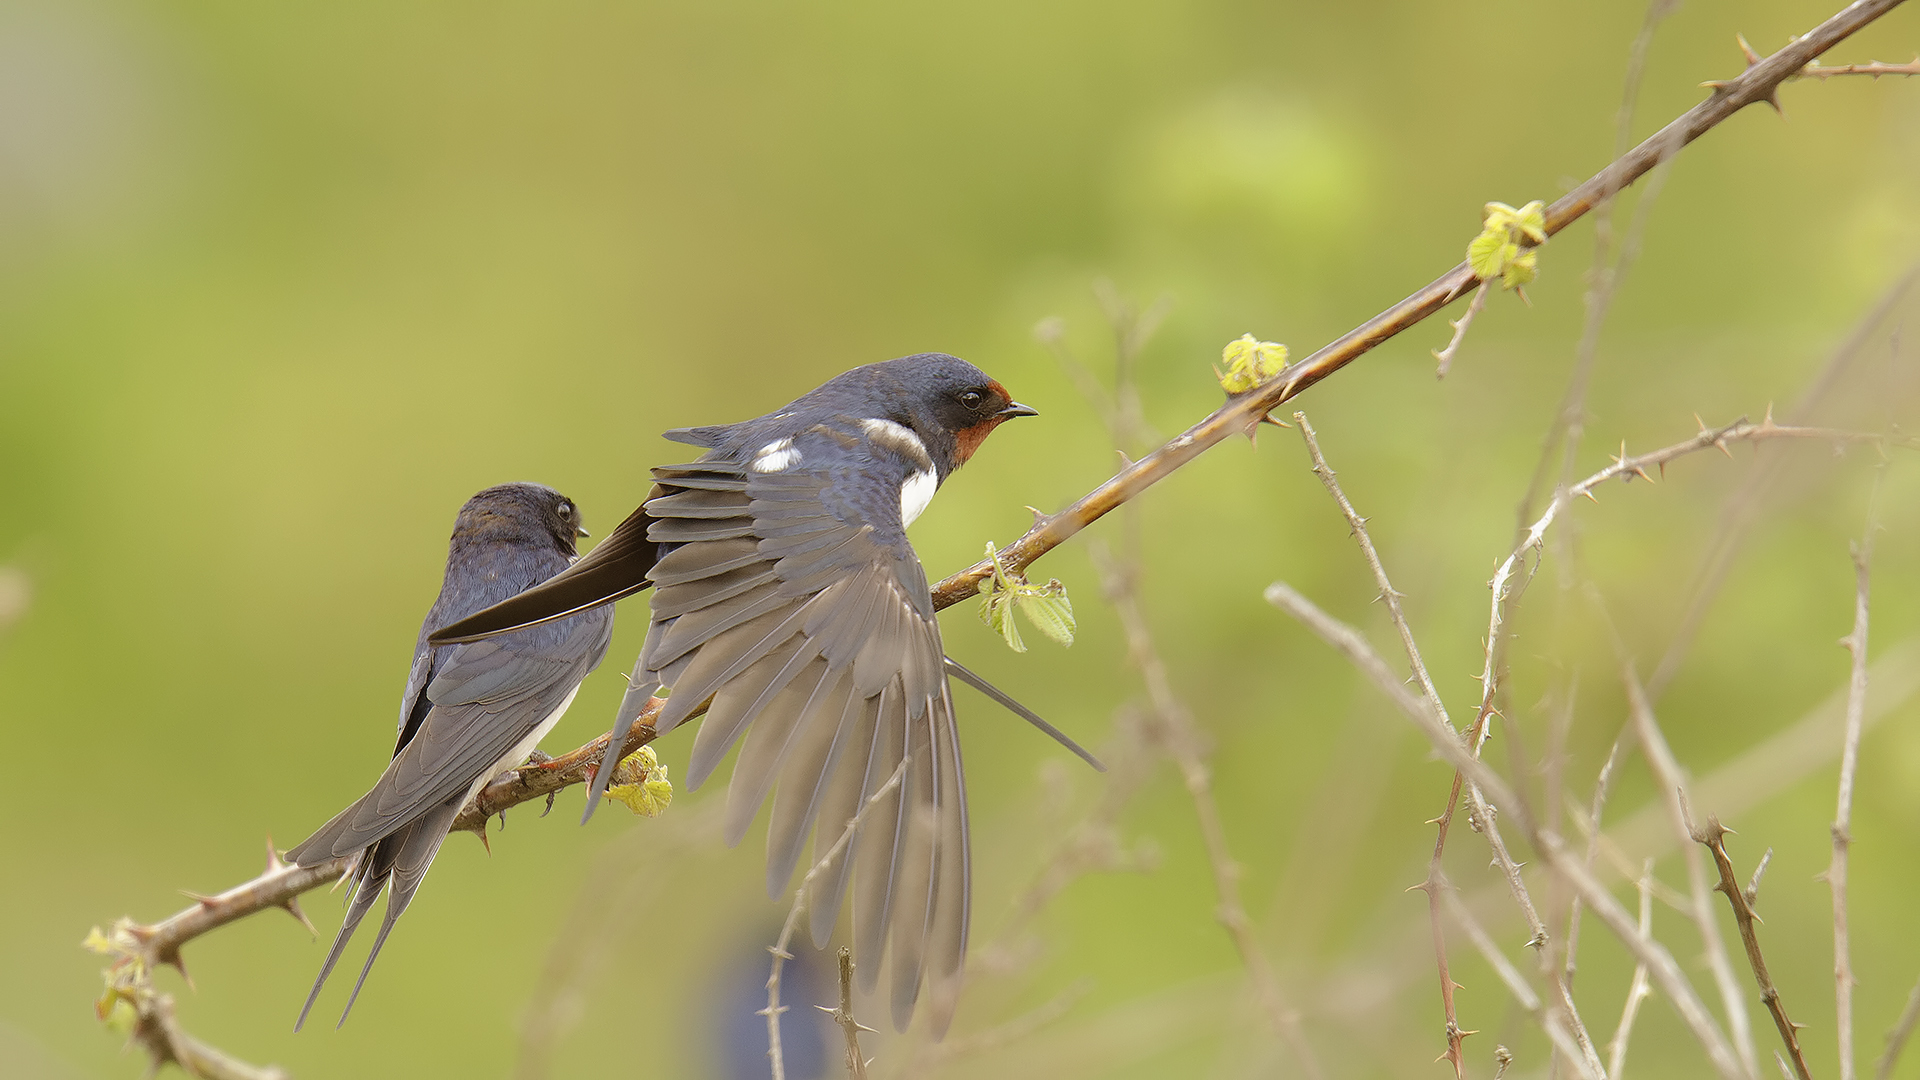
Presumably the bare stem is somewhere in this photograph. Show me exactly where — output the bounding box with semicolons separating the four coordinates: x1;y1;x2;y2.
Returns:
1432;279;1491;378
1095;548;1325;1079
1832;470;1884;1080
1620;666;1760;1079
1874;977;1920;1080
764;759;909;1080
1264;581;1747;1080
1605;861;1658;1080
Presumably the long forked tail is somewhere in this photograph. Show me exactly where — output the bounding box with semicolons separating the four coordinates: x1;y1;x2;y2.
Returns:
295;796;462;1029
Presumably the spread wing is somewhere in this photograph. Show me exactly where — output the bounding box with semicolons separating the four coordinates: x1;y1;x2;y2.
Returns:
604;438;970;1034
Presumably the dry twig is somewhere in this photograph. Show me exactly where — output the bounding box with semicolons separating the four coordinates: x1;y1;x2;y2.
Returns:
1619;665;1760;1079
1605;861;1658;1080
1295;411;1603;1076
764;758;909;1080
1264;581;1747;1080
1095;546;1325;1079
1830;470;1883;1080
1874;977;1920;1079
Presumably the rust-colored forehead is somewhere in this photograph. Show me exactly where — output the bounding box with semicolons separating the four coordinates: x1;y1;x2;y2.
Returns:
985;378;1012;402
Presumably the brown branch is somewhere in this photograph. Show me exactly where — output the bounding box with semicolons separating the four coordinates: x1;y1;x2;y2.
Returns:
1831;470;1884;1080
1264;580;1747;1080
1690;812;1814;1080
928;0;1908;612
1796;57;1920;78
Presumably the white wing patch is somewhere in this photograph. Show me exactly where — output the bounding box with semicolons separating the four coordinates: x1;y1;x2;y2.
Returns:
751;438;801;473
901;467;938;528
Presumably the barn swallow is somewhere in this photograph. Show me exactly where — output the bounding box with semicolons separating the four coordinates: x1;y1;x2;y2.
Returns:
429;354;1096;1035
286;483;614;1029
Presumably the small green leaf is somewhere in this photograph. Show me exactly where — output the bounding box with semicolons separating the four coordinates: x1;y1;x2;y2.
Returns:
81;927;116;956
1017;581;1076;647
1467;229;1506;279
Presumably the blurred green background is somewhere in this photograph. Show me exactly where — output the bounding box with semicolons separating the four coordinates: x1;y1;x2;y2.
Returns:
4;0;1920;1077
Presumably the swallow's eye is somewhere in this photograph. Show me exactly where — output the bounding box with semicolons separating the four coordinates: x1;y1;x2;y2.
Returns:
958;390;984;411
559;502;574;519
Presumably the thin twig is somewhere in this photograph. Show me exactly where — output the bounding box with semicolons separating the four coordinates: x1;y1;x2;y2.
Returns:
1565;730;1633;1001
1296;411;1606;1075
1689;811;1814;1080
1264;581;1747;1080
1432;279;1491;378
927;0;1907;611
1619;665;1759;1080
1831;468;1885;1080
1095;546;1325;1080
1441;877;1600;1079
1606;860;1658;1080
1796;57;1920;79
1649;263;1920;698
765;758;910;1080
1874;977;1920;1079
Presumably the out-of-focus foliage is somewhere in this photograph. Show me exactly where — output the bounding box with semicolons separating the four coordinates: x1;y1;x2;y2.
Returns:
3;1;1919;1078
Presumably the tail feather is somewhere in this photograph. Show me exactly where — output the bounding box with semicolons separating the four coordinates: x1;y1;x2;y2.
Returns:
294;855;389;1031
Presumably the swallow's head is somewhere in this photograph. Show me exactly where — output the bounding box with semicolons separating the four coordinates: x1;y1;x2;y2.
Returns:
456;482;590;555
843;353;1037;475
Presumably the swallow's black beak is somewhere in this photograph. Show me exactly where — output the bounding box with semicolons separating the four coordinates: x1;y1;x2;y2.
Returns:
998;402;1039;420
576;525;591;537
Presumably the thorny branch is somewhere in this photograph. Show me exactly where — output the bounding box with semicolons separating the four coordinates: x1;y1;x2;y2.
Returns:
927;0;1908;611
1295;411;1604;1077
1690;812;1815;1080
1262;581;1748;1080
764;759;909;1080
826;947;870;1079
86;698;669;1080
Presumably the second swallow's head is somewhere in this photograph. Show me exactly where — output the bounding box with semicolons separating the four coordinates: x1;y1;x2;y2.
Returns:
454;482;590;556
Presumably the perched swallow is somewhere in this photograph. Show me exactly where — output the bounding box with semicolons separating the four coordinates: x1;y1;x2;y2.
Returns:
431;354;1095;1034
286;483;613;1029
